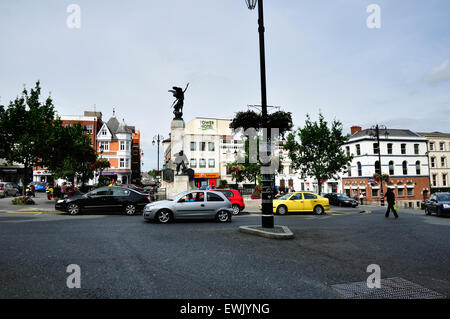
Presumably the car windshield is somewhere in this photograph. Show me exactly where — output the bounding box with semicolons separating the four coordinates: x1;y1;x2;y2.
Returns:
437;194;450;201
337;194;348;198
278;193;293;200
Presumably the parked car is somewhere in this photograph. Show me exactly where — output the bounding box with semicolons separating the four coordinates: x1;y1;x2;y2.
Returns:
214;189;245;215
424;193;450;217
123;184;146;194
55;186;150;215
34;182;49;192
270;192;330;215
143;190;233;223
324;193;358;207
0;182;19;197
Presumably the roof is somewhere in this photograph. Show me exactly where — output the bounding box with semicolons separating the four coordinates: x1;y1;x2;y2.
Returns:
350;129;423;139
116;121;132;134
106;116;120;137
417;132;450;137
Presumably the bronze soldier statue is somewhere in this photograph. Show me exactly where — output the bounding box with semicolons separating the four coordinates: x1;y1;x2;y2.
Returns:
169;83;189;120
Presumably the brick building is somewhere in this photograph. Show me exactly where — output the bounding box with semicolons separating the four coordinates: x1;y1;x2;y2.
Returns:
341;126;431;209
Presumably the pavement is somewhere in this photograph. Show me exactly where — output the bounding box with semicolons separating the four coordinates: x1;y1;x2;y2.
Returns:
0;200;448;299
0;192;58;213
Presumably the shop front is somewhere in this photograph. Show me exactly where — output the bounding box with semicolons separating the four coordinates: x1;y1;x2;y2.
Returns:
194;173;219;188
33;170;54;183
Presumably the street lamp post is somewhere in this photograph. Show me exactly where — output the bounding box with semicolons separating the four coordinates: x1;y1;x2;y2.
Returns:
246;0;274;228
99;144;104;183
152;135;164;174
370;125;388;206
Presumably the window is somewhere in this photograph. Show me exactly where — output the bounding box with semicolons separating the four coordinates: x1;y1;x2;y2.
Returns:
401;144;406;154
432;174;437;187
100;141;109;151
126;158;129;168
199;159;206;168
89;187;110;196
347;165;352;177
375;161;381;175
356;144;361;155
208;142;215;152
190;142;196;151
414;144;419;155
443;174;448;187
373;143;379;154
111;188;130;196
402;161;408;175
371;189;378;197
101;128;107;135
120;158;125;168
86;124;93;134
126;141;130;150
120;141;125;150
217;190;233;198
398;187;404;197
207;192;224;202
289;165;295;175
357;162;362;177
346;146;350;156
200;142;206;151
441;157;446;168
431;157;436;168
387;143;393;154
429;142;434;151
290;193;303;200
407;188;414;196
389;161;394;175
208;159;215;168
190;159;197;168
416;161;421;175
440;142;444;151
304;193;317;199
65;123;70;128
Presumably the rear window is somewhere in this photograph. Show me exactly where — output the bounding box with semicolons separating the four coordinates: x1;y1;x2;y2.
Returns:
207;192;224;202
111;188;130;196
217;190;233;198
304;193;318;199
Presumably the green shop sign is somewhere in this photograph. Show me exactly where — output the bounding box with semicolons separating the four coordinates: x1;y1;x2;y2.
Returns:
200;120;214;130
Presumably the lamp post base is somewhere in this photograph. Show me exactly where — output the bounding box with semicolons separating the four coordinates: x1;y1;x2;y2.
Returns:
262;215;274;228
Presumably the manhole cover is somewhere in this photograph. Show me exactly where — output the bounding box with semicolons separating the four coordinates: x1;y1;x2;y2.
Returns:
331;277;446;299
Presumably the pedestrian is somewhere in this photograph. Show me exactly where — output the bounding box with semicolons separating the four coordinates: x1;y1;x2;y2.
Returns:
61;182;66;195
359;193;364;205
384;188;398;219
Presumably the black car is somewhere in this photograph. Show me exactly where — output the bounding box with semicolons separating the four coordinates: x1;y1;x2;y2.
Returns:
55;186;150;215
425;192;450;217
324;193;359;207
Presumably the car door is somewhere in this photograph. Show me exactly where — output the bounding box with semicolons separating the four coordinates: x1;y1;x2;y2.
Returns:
303;192;319;211
428;194;438;214
288;193;304;212
205;192;227;218
109;187;131;211
175;191;208;218
81;187;111;211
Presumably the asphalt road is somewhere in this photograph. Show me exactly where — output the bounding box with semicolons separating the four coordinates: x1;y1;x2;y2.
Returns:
0;204;448;299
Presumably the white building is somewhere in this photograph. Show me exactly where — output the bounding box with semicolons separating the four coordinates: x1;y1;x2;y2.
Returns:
340;126;430;207
418;132;450;192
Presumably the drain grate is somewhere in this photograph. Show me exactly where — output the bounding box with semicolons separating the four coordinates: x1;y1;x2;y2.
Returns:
331;277;446;299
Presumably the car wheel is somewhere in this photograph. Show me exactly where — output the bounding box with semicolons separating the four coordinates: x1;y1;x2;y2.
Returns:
67;203;80;215
314;205;324;215
157;210;172;223
276;205;287;215
124;204;137;215
216;210;230;223
232;204;241;215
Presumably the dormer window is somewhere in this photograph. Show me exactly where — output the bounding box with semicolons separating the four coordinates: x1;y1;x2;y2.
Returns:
101;128;107;136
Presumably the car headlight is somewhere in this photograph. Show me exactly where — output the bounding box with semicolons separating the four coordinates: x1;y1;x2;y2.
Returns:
57;199;65;204
443;204;450;209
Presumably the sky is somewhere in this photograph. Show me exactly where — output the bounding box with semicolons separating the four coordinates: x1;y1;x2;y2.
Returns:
1;0;449;171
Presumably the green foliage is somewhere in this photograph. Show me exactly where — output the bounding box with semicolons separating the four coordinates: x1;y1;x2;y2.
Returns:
12;196;35;205
283;113;353;193
219;179;228;188
98;175;113;187
0;81;98;193
373;173;390;183
230;110;293;137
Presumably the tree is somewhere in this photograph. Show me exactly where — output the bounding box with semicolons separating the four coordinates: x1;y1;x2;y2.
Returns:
283;113;353;194
0;81;58;194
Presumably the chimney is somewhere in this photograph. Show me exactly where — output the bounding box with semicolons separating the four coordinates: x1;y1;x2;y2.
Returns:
351;126;362;135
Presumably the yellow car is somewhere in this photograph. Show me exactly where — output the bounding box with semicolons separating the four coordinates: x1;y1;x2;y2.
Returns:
272;192;330;215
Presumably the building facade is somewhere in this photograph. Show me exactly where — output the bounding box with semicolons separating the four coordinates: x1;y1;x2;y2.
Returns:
419;132;450;193
163;118;244;187
341;126;430;208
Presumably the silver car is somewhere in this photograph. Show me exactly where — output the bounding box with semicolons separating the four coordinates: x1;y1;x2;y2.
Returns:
143;190;233;223
0;182;19;198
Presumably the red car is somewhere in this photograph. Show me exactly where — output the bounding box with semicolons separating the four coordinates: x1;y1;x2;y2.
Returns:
214;189;245;215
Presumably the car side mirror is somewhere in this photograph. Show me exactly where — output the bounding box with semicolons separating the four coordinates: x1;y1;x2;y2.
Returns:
178;199;185;203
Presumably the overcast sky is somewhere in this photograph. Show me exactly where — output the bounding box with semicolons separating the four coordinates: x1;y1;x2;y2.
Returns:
1;0;449;171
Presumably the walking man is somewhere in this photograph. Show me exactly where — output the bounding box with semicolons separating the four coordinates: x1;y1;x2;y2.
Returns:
359;192;364;205
384;188;398;218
